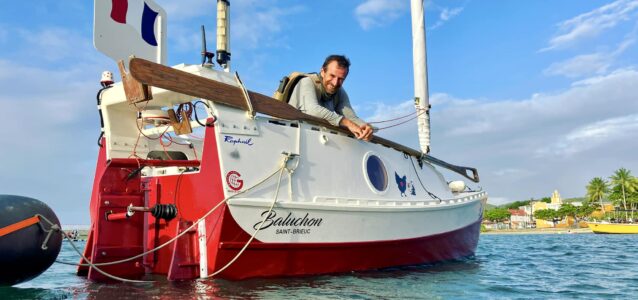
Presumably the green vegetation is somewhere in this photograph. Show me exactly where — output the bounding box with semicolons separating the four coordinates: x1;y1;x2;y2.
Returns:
609;168;638;218
560;203;595;227
533;203;596;228
582;167;638;220
563;197;586;203
495;196;583;211
587;177;609;213
504;200;532;210
557;204;578;222
484;203;497;211
484;167;637;227
533;209;559;226
576;203;595;221
609;186;638;208
484;208;511;223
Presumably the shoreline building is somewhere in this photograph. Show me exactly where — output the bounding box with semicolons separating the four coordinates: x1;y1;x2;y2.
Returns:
532;190;564;228
508;208;532;229
532;190;588;228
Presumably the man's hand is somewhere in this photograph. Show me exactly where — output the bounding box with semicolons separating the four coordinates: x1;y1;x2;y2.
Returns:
340;118;373;141
359;123;373;141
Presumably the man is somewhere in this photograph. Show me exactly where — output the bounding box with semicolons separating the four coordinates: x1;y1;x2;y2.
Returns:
288;55;373;141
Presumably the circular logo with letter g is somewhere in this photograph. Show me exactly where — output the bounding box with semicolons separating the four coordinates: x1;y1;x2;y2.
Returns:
226;171;244;191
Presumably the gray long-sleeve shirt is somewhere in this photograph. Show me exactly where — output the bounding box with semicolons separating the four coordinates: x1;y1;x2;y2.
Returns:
288;76;365;127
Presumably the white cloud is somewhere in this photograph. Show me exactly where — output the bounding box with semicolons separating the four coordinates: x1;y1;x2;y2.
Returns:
15;27;97;63
167;24;202;54
541;0;638;51
430;93;479;108
0;59;103;143
367;100;415;123
355;0;408;30
431;7;464;30
538;114;638;157
544;53;611;78
440;6;462;21
544;31;636;78
156;0;305;51
0;52;113;222
233;4;305;49
369;68;638;203
493;168;535;178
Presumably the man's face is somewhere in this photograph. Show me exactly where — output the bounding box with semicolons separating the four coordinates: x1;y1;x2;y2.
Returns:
320;61;348;95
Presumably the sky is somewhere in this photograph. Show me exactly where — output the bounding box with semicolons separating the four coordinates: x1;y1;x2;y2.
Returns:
1;0;637;224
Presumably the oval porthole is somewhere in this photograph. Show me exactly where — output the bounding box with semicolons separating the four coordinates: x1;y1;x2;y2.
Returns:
365;154;388;192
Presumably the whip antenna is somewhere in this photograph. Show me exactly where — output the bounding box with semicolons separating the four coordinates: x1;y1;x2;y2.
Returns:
201;25;214;67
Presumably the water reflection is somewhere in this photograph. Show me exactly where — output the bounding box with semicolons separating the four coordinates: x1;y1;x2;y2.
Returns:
8;235;638;299
68;258;481;299
0;286;71;300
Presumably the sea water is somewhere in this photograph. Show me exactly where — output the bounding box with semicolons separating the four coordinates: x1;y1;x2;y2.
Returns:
3;234;638;299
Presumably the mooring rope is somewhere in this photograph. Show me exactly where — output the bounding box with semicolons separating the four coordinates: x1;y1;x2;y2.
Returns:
206;153;293;278
36;214;152;283
55;153;295;283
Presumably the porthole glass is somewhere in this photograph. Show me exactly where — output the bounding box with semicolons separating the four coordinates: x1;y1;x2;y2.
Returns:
366;155;388;192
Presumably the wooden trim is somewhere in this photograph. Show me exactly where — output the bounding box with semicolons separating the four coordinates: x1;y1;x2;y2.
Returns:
128;59;411;150
118;59;152;103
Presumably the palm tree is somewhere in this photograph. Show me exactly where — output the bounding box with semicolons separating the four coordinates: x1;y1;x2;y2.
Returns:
587;177;609;215
610;168;638;220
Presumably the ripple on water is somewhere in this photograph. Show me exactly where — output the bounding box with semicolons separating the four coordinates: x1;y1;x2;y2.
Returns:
4;235;638;299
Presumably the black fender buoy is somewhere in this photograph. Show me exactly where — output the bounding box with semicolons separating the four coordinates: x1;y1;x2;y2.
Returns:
0;195;62;286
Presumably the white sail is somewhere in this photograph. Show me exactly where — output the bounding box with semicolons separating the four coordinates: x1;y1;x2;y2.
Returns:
410;0;431;154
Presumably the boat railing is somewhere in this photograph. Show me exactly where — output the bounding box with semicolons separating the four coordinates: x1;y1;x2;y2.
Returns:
313;191;486;207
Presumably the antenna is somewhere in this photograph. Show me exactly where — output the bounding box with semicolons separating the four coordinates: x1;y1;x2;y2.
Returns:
201;25;214;68
216;0;231;72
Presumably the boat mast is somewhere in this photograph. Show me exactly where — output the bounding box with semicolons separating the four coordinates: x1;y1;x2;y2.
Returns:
216;0;231;72
410;0;431;154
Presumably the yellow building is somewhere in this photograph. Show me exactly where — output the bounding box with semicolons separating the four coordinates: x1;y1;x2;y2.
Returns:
532;190;569;228
532;190;615;227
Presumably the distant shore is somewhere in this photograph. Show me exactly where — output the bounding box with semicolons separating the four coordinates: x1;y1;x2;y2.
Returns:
482;227;592;235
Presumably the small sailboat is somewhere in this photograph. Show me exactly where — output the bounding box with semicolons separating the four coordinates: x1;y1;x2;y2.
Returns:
79;0;487;281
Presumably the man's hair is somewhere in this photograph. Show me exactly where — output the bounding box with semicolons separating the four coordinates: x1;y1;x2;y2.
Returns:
322;55;350;71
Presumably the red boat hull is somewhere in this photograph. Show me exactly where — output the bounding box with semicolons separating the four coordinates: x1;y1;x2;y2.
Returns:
80;124;482;281
212;217;481;280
